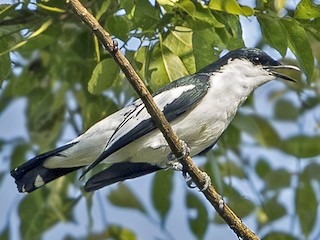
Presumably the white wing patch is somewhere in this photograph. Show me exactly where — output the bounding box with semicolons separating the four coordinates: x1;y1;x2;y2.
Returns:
34;175;45;188
105;84;195;150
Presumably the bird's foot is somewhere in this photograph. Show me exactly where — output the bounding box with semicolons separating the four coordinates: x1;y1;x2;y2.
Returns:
167;140;190;162
200;172;211;191
183;172;196;188
183;171;211;191
166;140;190;171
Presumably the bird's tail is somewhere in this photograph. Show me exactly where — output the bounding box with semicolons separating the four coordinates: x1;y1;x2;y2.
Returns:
11;142;81;193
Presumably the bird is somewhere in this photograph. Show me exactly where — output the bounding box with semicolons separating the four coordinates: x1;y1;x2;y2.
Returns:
11;48;300;193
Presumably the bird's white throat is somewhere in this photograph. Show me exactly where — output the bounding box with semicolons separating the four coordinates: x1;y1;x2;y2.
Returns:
213;58;275;93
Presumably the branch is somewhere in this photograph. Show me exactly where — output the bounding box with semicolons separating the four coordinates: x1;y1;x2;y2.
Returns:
67;1;259;239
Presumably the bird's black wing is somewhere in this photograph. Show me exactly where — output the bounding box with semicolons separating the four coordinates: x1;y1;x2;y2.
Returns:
84;162;162;191
81;73;210;177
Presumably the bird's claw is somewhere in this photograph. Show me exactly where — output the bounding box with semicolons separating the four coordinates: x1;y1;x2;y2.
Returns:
166;140;211;191
183;171;211;191
166;140;190;171
185;174;197;188
200;172;211;191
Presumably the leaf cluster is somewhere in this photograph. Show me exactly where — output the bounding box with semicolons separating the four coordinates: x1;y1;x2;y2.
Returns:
0;0;320;239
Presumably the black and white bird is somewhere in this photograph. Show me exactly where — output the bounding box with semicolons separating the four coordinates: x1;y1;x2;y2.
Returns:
11;48;299;193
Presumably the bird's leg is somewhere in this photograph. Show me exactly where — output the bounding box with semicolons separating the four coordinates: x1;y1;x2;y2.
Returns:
166;140;211;191
199;172;211;191
183;171;211;191
166;140;190;171
183;171;196;188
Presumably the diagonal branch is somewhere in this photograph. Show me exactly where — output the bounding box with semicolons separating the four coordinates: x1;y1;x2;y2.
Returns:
67;0;259;239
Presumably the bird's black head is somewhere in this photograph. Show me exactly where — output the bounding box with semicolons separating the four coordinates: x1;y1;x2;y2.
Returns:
226;48;280;67
199;48;299;82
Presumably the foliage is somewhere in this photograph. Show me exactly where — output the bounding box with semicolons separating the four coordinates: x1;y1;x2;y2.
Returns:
0;0;320;239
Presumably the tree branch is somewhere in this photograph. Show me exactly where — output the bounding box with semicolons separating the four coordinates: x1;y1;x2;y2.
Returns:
67;1;259;239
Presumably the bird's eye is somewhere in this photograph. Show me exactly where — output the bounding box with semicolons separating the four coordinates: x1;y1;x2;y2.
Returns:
253;57;260;64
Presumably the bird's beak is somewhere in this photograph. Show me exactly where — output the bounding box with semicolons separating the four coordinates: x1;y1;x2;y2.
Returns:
264;65;300;82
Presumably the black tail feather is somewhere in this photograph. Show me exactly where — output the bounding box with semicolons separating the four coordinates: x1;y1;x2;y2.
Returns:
84;162;162;192
11;142;79;193
12;165;81;193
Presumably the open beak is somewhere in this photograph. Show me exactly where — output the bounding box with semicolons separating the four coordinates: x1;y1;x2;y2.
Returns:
264;65;300;82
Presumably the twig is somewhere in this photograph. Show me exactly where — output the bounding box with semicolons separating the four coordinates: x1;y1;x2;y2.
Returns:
67;0;259;239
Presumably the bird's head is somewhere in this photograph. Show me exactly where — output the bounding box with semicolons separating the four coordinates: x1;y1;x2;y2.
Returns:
200;48;300;89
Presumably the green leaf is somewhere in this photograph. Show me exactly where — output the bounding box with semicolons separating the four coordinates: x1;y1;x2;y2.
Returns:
220;124;240;149
36;3;66;13
220;161;245;179
280;135;320;158
0;53;10;84
177;1;224;29
255;158;271;179
87;225;137;240
156;0;175;7
263;232;298;240
0;226;9;240
274;0;287;11
186;193;208;239
0;26;24;54
88;58;120;95
214;185;255;224
300;94;320;111
301;18;320;41
27;89;66;148
205;153;224;193
149;43;188;90
19;190;77;239
19;31;55;53
0;172;5;186
192;28;222;70
82;95;118;130
163;26;195;73
261;196;287;223
280;17;314;81
232;114;281;147
0;19;53;57
208;0;254;16
214;13;244;49
105;15;129;41
257;14;287;57
176;0;195;17
10;142;31;169
264;169;291;191
303;162;320;182
94;0;113;21
0;3;21;21
274;99;299;121
10;66;43;96
295;176;317;237
108;184;146;213
129;0;160;32
134;46;150;81
295;0;320;19
226;186;255;218
152;171;173;221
